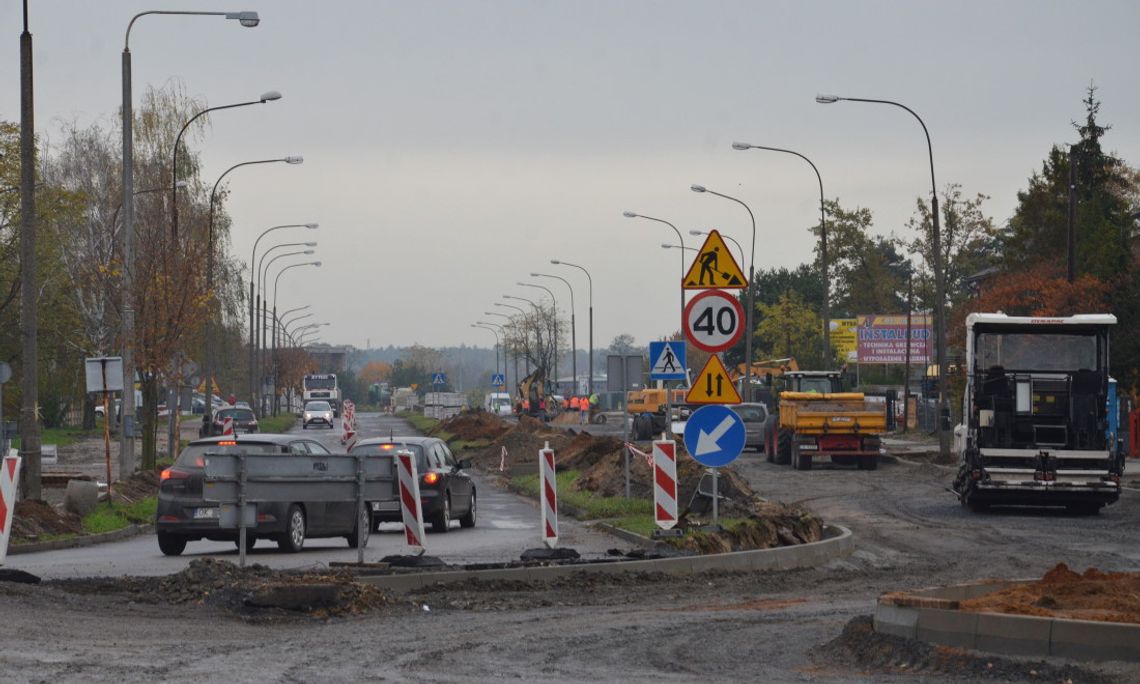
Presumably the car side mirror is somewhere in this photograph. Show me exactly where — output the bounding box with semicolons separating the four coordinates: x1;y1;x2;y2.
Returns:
458;458;472;470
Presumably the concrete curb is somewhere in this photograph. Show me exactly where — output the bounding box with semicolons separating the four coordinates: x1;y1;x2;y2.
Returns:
360;524;853;593
874;581;1140;662
8;524;154;555
592;522;655;548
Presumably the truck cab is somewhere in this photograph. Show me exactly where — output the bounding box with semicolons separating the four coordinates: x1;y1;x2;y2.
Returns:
953;313;1124;514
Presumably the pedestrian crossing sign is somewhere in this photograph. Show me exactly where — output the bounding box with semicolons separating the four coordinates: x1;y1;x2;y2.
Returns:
682;229;746;290
432;372;447;385
649;341;687;380
491;373;506;387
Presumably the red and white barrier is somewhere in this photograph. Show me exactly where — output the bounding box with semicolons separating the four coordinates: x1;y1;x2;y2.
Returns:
340;410;357;449
221;416;234;436
539;441;558;548
499;446;508;472
0;455;22;564
343;400;357;429
396;449;426;553
624;441;655;468
652;439;678;530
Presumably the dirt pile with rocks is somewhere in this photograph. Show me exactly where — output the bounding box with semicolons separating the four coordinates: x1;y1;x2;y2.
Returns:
958;563;1140;624
431;410;512;441
11;470;159;544
52;558;409;620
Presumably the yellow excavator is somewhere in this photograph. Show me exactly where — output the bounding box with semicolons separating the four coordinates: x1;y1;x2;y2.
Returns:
516;367;548;419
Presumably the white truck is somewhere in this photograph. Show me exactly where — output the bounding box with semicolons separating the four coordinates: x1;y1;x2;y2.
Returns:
953;313;1124;514
303;374;341;417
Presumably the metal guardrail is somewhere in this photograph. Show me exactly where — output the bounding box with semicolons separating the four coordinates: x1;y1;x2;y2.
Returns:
202;449;411;566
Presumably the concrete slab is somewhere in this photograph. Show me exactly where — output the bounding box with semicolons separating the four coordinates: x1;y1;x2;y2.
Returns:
916;608;979;649
873;603;918;639
975;612;1053;658
1051;618;1140;662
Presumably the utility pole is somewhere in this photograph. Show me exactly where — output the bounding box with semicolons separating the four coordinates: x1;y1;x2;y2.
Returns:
19;0;42;500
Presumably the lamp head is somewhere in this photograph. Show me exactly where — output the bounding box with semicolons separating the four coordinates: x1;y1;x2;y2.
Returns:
731;142;752;150
661;243;672;249
225;11;260;27
259;90;283;103
303;241;316;247
305;223;319;229
284;155;303;164
622;211;637;218
689;230;703;236
302;250;315;255
690;184;706;193
550;259;560;265
529;272;540;277
815;94;840;104
313;261;322;267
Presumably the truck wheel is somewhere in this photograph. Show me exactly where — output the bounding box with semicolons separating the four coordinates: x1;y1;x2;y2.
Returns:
792;443;812;471
776;428;792;466
858;455;879;470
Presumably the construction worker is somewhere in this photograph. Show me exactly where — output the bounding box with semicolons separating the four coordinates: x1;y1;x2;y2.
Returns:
588;391;600;423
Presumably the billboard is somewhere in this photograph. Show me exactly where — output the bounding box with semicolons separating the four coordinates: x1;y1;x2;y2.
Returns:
829;318;858;362
856;314;932;364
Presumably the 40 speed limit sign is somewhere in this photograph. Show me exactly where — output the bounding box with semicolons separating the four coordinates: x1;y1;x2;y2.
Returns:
683;290;745;353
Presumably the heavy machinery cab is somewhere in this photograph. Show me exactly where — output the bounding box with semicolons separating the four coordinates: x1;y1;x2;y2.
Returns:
783;371;844;395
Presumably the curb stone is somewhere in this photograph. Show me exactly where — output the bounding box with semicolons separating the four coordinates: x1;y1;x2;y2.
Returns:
8;524;154;555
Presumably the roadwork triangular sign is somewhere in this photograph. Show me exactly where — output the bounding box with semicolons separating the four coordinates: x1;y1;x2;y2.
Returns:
683;229;746;290
685;354;742;404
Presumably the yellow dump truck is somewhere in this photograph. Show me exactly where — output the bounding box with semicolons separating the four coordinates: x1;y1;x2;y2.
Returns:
775;375;887;470
627;387;688;440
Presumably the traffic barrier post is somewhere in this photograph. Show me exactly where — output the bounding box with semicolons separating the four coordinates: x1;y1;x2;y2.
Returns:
396;449;426;554
540;441;558;548
652;439;678;530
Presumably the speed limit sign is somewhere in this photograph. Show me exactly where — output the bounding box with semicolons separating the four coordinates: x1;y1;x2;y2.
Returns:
683;290;745;353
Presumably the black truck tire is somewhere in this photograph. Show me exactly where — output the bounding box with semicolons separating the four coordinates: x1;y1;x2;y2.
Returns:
776;428;792;466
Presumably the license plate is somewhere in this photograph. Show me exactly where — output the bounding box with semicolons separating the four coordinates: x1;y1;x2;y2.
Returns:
193;507;219;519
372;501;399;512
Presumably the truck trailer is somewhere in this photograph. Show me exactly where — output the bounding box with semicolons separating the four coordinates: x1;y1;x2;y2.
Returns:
952;313;1124;514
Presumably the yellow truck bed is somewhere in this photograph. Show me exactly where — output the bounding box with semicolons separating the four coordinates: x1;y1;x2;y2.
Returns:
778;392;887;435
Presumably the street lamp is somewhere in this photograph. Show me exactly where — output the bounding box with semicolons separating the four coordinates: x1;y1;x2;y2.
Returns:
624;211;686;318
503;294;544;374
732;141;830;367
201;156;303;426
248;223;318;402
518;282;559;388
472;324;502;379
691;184;757;395
816;93;948;457
271;261;321;413
552;259;594;395
477;320;510;391
121;8;260;470
531;272;577;395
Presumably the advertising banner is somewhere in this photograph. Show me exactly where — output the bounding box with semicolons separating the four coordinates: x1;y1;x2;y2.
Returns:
829;318;858;362
856;314;932;364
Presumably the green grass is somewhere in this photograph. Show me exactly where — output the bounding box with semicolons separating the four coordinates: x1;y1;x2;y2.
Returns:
404;413;440;434
511;469;654;520
81;496;157;535
451;438;491;453
259;413;297;434
11;424;105;449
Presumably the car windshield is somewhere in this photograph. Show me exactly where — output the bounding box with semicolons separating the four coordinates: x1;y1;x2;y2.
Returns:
305;401;331;411
796;377;835;394
175;442;285;468
735;406;765;422
219;408;255;421
352;443;426;469
305;377;337;389
976;332;1099;372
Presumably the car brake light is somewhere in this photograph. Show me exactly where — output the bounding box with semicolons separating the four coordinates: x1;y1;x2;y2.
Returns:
217;440;237;446
381;444;395;450
161;468;190;481
423;472;440;485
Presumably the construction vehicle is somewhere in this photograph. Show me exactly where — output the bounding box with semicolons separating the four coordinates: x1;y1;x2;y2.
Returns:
627;387;689;440
952;313;1123;514
516;367;549;420
766;371;886;470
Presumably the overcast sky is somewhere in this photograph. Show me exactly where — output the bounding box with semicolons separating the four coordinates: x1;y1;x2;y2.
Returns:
5;1;1139;352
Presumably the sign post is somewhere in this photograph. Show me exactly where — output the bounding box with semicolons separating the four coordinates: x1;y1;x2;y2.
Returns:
649;341;687;439
683;405;746;523
85;357;123;503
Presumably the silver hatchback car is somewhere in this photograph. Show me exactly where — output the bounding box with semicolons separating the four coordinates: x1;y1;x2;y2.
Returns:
302;400;335;429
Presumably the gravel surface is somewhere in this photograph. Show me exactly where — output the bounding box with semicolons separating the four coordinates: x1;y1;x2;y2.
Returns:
2;443;1139;682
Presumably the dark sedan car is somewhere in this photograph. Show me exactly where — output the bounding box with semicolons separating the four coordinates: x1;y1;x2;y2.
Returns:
349;436;476;533
155;434;369;556
199;406;259;437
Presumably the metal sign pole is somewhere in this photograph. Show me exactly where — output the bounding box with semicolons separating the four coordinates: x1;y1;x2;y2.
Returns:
101;360;112;504
711;468;719;523
237;454;247;568
356;452;365;565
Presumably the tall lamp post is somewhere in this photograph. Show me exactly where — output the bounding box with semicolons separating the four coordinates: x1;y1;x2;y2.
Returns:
258;249;315;397
691;185;757;394
494;302;530;374
271;261;321;413
552;260;593;395
732;141;830;367
530;273;577;394
503;294;544;373
201;156;303;427
248;223;318;402
483;313;515;390
816;93;948;457
472;324;502;377
518;282;559;388
624;211;686;321
120;7;259;474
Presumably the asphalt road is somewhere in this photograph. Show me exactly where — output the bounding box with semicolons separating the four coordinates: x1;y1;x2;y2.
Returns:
9;412;622;579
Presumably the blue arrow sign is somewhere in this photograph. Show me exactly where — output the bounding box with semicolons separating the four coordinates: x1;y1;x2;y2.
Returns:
649;341;686;380
683;405;745;467
432;372;447;385
490;373;506;386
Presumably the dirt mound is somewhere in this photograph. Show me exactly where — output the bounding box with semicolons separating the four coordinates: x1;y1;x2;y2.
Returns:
664;501;822;553
959;563;1140;624
825;615;1110;682
53;558;407;620
10;500;84;541
432;410;511;441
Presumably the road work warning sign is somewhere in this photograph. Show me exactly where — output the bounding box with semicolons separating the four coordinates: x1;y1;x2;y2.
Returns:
686;354;742;405
682;230;746;290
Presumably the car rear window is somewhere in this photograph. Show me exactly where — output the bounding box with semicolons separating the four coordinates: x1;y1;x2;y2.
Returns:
351;443;426;470
219;408;255;421
176;442;285;467
735;407;765;422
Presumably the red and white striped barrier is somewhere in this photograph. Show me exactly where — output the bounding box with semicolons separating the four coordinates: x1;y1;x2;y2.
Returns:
539;441;558;548
221;416;234;436
343;400;357;429
499;446;508;472
652;439;678;530
396;449;426;553
0;455;22;564
624;442;654;468
340;410;357;449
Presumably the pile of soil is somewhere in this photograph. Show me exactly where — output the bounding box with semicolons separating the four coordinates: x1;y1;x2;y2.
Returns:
53;558;408;620
958;563;1140;624
431;410;512;441
826;615;1110;682
664;501;823;553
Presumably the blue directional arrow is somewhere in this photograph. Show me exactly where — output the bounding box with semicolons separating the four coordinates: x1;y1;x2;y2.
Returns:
683;405;745;467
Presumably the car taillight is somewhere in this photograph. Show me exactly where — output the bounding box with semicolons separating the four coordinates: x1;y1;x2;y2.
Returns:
161;468;190;481
423;472;440;485
217;440;237;446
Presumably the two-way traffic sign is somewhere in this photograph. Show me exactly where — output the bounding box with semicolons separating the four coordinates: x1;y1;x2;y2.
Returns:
683;405;745;467
685;355;741;404
648;341;686;381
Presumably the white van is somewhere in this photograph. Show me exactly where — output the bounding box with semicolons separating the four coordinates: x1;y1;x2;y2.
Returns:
484;392;513;417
